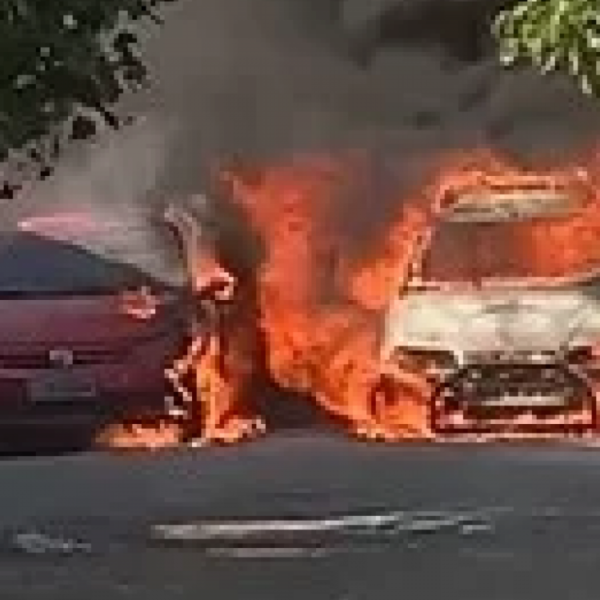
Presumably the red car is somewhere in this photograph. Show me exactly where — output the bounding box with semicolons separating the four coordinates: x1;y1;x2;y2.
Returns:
0;210;192;446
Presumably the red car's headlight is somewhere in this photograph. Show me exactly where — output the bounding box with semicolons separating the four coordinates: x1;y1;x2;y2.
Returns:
119;287;173;320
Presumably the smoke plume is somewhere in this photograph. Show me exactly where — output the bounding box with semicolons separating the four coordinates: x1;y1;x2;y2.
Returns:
20;0;600;275
135;0;600;262
145;0;600;169
19;0;600;212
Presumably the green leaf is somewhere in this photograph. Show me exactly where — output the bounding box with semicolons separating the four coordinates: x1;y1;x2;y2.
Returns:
540;49;560;72
568;45;582;75
494;0;600;99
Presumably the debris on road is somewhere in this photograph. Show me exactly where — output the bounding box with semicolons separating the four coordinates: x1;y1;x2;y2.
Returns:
11;531;93;556
459;521;495;536
149;508;501;550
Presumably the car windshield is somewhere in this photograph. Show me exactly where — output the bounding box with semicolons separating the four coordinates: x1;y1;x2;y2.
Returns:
418;216;600;286
0;224;186;297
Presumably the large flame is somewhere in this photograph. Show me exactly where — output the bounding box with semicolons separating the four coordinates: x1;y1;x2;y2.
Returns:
213;148;600;441
217;154;442;440
102;146;600;448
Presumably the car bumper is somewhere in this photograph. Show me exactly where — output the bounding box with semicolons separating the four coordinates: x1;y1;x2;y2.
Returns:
0;390;171;429
0;354;182;431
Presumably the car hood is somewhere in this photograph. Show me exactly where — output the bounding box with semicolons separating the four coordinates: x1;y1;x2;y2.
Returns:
381;287;600;360
0;295;181;349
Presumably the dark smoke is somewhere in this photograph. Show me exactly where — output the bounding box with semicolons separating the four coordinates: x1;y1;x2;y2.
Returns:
123;0;600;219
19;0;600;269
342;0;514;67
21;0;600;274
124;0;599;259
143;0;600;192
24;0;600;214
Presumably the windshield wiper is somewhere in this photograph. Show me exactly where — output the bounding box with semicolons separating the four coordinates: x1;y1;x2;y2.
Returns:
0;287;119;298
0;290;38;298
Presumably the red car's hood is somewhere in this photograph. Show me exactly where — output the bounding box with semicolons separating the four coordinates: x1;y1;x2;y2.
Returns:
0;295;178;348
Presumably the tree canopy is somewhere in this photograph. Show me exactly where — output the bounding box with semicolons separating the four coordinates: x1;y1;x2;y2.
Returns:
493;0;600;95
0;0;177;198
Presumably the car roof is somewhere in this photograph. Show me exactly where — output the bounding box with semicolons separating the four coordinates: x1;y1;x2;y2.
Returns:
15;209;159;235
442;188;578;223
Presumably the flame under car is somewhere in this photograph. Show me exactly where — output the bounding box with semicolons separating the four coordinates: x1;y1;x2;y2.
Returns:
380;185;600;436
0;211;191;445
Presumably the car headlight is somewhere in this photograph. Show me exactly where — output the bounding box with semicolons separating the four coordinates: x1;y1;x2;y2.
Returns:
119;287;182;321
567;345;600;365
393;348;457;375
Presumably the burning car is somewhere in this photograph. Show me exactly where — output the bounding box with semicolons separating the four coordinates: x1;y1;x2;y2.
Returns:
379;179;600;436
0;210;192;445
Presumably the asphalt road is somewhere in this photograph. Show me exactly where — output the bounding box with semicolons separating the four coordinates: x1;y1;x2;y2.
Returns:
2;432;600;599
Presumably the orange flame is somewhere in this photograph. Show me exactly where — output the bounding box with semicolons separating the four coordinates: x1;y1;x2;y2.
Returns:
161;201;267;445
95;420;183;451
104;146;600;448
216;155;430;439
214;147;600;441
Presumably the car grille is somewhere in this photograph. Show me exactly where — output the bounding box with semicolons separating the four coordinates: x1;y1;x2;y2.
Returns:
463;350;558;365
0;347;126;369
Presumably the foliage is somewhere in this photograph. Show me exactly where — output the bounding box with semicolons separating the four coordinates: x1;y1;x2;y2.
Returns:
0;0;177;198
493;0;600;95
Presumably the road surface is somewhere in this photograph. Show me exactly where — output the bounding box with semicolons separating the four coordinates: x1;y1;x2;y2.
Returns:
2;432;600;599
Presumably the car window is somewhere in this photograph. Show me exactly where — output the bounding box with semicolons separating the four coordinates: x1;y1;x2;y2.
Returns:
73;221;188;289
0;225;186;296
420;217;600;284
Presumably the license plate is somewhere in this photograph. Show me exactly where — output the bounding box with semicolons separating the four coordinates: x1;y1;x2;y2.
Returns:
27;371;97;403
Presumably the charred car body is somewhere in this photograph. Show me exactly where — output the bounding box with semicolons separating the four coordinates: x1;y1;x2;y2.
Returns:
380;179;600;435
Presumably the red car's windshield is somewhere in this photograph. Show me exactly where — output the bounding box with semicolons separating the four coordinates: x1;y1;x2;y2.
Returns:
0;224;186;297
419;217;600;286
